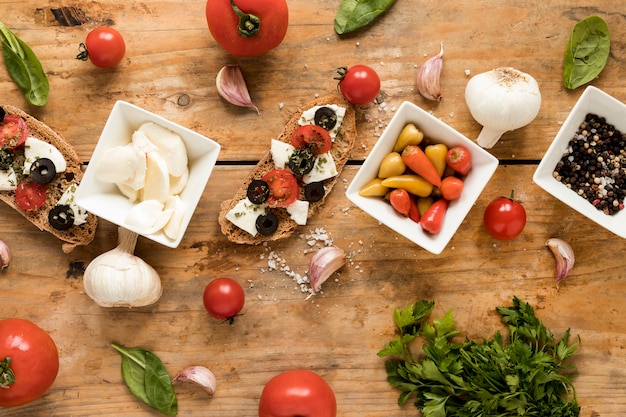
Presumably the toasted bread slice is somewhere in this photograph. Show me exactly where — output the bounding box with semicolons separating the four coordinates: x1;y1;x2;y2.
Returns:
0;105;98;253
218;95;356;244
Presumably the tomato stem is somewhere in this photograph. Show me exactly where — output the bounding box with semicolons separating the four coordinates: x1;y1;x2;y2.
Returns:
230;0;261;38
76;43;89;61
0;357;16;388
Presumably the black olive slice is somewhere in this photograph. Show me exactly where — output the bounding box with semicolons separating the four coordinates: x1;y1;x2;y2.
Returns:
48;205;75;230
0;149;13;171
247;179;270;205
30;158;57;184
288;148;315;177
314;106;337;131
304;182;325;203
0;107;5;123
255;212;279;236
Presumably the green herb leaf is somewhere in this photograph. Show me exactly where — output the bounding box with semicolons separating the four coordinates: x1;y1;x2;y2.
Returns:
145;351;178;416
0;21;49;106
112;343;178;416
380;297;581;416
334;0;397;35
563;15;610;90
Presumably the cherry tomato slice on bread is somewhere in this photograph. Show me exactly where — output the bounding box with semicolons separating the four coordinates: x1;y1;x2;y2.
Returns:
290;125;332;155
262;169;299;208
0;115;29;149
15;180;48;211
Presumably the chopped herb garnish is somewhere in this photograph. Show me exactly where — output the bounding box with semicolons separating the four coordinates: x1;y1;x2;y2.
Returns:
378;297;581;416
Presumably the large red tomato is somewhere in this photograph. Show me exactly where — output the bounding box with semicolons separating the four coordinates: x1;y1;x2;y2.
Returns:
206;0;288;57
0;318;60;407
258;370;337;417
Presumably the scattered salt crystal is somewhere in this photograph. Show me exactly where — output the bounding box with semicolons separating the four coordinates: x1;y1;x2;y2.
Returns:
464;69;471;76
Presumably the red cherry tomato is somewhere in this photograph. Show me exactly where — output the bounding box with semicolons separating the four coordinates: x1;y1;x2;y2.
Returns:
290;125;332;155
15;180;48;211
336;64;381;105
203;277;245;322
0;318;59;407
262;169;299;208
483;192;527;240
80;27;126;68
258;370;337;417
206;0;288;57
0;115;29;149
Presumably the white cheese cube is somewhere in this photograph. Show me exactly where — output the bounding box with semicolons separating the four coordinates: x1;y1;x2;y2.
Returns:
225;198;267;236
23;136;67;175
302;152;338;184
270;139;295;169
57;183;89;226
286;199;309;225
0;167;17;191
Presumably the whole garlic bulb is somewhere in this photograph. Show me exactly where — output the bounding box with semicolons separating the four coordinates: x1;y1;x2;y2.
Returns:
83;227;162;308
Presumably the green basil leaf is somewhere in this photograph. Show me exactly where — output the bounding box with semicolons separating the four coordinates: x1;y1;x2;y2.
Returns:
334;0;397;35
0;21;49;106
145;351;178;416
563;15;610;90
112;343;178;416
112;344;151;406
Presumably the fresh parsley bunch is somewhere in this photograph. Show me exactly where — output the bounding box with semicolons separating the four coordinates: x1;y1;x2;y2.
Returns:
378;297;580;417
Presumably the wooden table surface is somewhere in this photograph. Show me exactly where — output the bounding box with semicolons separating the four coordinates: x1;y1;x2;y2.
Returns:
2;1;626;416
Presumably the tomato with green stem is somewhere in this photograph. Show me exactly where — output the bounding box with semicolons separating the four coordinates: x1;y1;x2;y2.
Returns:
206;0;288;57
483;191;527;240
203;277;245;323
336;65;381;105
77;27;126;68
0;318;59;407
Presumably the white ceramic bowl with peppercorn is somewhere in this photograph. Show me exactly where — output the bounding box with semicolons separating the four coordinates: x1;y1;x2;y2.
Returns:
534;86;626;238
75;101;221;248
346;101;499;255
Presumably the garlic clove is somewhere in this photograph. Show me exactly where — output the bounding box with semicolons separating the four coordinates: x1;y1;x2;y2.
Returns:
0;239;11;269
216;65;259;114
416;42;444;101
308;246;347;293
173;366;217;396
545;238;575;285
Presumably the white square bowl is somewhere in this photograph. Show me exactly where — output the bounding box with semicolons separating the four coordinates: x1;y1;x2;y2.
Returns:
533;86;626;238
346;101;499;254
75;101;221;248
